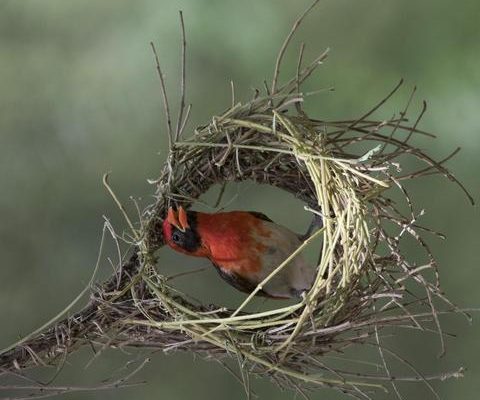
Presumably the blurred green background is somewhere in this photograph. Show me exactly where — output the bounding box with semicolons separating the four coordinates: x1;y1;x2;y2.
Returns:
0;0;478;399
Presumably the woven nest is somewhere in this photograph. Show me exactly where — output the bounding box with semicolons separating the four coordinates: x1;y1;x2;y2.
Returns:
132;86;471;398
0;4;473;400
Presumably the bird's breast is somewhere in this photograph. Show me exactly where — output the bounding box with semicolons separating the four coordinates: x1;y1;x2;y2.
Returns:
196;212;274;276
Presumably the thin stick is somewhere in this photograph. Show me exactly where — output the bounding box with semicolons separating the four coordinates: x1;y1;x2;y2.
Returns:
230;80;235;109
336;78;404;140
271;0;320;95
379;85;417;155
103;173;139;241
295;42;306;114
178;103;192;138
150;42;173;149
231;227;324;318
373;304;404;400
175;11;187;142
403;100;427;145
0;222;106;355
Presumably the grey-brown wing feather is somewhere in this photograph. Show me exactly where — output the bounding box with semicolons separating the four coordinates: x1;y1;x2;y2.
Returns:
210;261;271;297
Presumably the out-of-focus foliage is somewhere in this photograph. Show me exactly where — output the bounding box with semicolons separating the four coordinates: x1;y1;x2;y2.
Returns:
0;1;478;399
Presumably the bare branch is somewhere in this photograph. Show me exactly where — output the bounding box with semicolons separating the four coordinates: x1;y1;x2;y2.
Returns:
271;0;320;95
150;42;174;149
175;11;187;142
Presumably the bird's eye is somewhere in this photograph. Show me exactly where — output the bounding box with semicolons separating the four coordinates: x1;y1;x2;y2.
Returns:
172;232;181;243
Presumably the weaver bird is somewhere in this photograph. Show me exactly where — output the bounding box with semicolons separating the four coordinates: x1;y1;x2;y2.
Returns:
162;206;321;299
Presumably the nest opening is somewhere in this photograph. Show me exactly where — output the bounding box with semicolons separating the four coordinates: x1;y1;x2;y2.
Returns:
160;181;321;307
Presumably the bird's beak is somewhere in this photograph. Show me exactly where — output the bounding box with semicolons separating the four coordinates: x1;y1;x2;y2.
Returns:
178;206;190;230
167;207;183;232
167;206;189;232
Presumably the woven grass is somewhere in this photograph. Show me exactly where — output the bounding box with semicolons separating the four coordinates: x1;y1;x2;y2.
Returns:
0;3;473;399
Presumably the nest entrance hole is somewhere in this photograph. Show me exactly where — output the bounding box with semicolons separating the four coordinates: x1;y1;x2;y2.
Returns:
157;180;324;309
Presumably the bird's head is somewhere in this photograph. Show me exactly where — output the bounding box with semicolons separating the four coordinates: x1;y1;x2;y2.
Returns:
163;206;205;256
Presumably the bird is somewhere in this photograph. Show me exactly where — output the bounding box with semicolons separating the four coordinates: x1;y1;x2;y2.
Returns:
162;206;321;299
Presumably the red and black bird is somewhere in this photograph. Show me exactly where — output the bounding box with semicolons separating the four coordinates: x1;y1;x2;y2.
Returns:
163;206;320;299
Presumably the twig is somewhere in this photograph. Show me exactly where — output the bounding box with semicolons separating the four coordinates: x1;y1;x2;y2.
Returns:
175;11;187;142
271;0;321;95
150;42;174;149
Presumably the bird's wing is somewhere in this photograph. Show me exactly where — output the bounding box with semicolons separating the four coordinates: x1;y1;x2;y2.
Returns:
253;222;317;298
247;211;273;222
210;261;272;297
